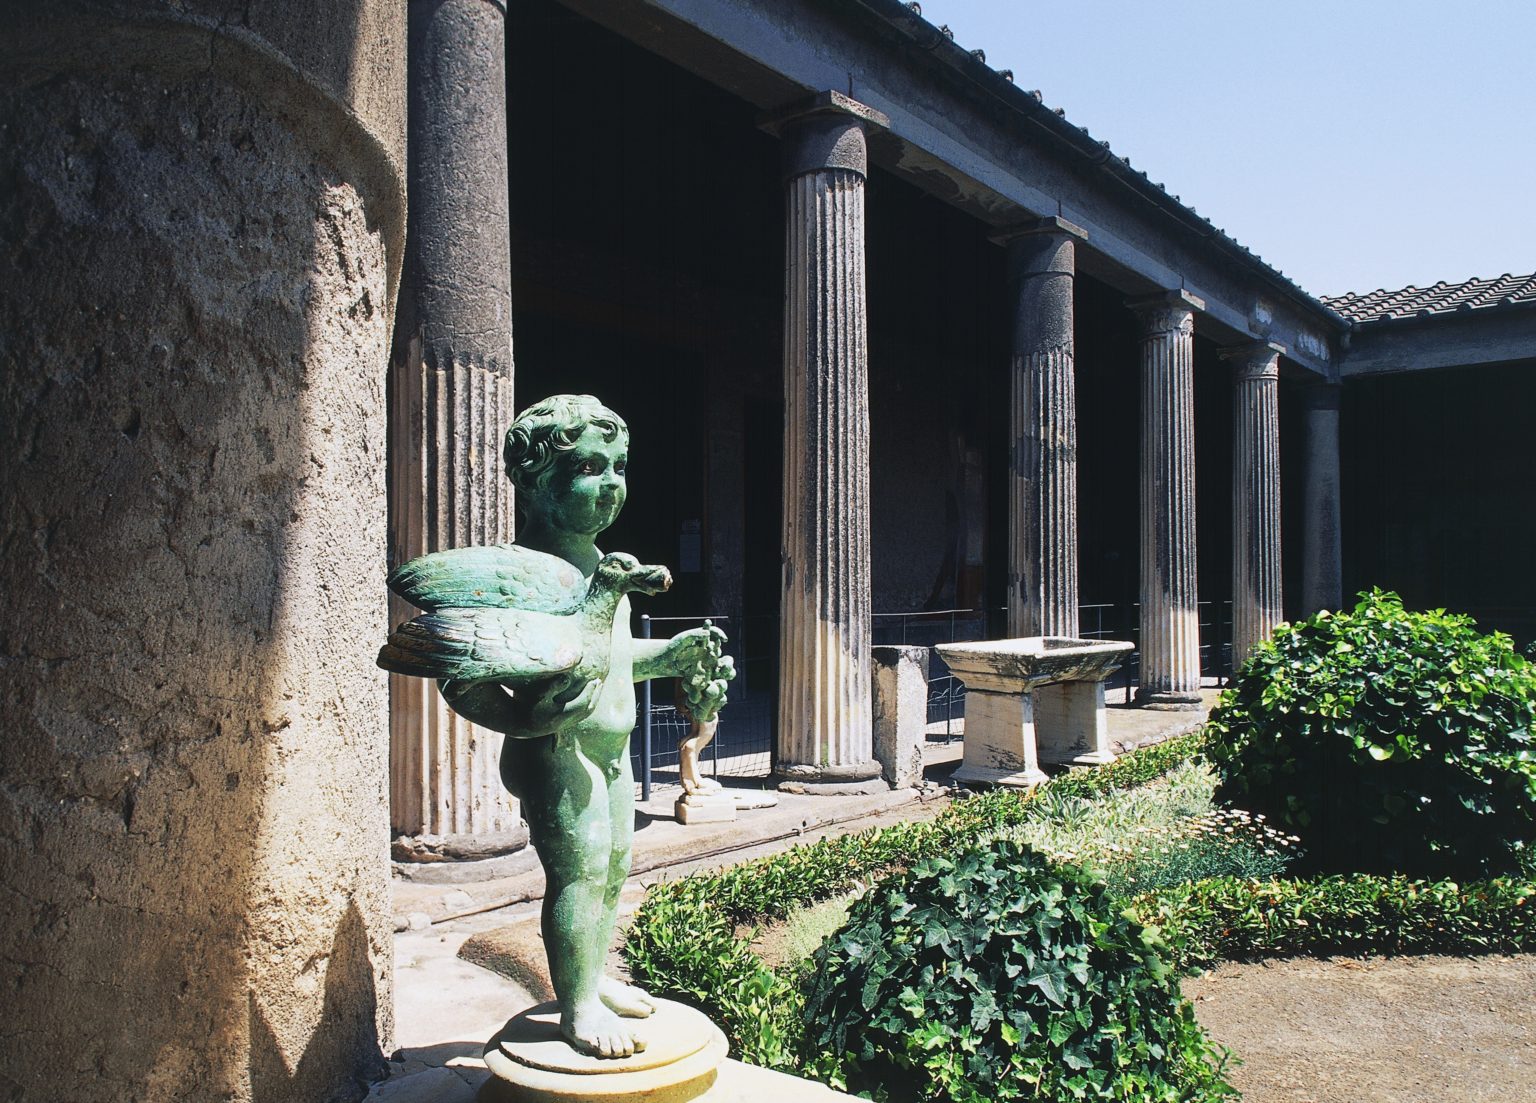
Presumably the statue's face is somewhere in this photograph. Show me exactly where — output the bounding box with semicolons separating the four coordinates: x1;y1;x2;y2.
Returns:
532;425;628;536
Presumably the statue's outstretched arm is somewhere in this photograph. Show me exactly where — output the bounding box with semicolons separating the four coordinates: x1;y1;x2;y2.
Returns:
631;623;729;682
631;637;678;681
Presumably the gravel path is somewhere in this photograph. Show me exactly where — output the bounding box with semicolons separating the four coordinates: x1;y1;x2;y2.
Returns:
1184;954;1536;1103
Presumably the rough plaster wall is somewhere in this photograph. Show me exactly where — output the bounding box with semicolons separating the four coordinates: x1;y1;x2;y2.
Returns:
0;21;400;1103
869;381;955;612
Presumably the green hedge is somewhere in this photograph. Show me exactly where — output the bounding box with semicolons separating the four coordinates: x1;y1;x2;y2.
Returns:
625;725;1536;1096
1134;874;1536;969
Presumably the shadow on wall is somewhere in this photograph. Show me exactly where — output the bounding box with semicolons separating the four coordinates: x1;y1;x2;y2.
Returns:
0;5;399;1100
250;903;381;1103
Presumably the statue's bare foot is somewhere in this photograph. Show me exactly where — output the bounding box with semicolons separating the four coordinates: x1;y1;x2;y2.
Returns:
563;1000;647;1059
682;775;724;796
598;975;657;1018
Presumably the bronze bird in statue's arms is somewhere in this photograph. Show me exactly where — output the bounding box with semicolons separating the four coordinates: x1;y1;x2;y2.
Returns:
378;549;671;732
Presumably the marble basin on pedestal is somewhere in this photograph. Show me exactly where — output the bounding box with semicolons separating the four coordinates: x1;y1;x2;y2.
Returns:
935;637;1134;788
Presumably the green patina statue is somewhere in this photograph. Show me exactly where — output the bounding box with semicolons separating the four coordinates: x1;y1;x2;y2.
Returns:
379;394;733;1058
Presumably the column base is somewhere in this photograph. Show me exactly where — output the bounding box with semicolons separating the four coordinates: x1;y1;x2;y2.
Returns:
391;829;530;864
1134;688;1203;712
775;761;888;796
950;762;1049;790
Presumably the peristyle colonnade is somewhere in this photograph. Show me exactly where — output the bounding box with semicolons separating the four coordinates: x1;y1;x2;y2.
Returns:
389;62;1346;828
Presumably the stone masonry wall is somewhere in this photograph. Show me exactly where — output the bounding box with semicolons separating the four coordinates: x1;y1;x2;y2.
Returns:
0;5;405;1101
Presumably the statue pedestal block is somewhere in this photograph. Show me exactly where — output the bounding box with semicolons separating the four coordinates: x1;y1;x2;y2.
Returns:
675;791;738;825
481;999;854;1100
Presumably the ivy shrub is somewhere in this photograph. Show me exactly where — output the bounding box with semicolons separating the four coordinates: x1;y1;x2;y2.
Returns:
1208;589;1536;878
801;841;1234;1102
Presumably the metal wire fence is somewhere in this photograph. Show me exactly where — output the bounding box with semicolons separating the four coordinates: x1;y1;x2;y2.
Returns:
630;599;1235;794
630;614;772;801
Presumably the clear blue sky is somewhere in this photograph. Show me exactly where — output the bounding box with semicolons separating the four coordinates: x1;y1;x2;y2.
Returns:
909;0;1535;297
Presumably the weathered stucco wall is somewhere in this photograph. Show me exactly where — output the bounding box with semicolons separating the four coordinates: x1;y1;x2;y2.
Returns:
0;4;405;1101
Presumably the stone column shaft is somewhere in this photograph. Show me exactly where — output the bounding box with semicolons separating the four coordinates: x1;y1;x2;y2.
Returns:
995;217;1086;639
1131;290;1204;709
763;92;889;792
389;0;519;842
1224;342;1284;663
1301;382;1344;614
1;6;405;1098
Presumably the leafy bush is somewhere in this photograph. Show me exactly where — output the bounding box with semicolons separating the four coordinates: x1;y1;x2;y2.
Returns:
1135;874;1536;969
1092;809;1300;898
626;724;1536;1097
1000;761;1298;896
801;841;1234;1102
1208;589;1536;878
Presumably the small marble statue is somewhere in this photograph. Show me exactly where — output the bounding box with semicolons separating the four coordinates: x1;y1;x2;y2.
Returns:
379;394;733;1059
675;620;732;796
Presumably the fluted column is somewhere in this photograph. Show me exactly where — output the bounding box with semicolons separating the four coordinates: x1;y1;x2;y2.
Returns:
388;0;521;845
994;217;1087;639
1130;290;1205;710
1224;341;1284;664
762;92;889;793
1301;381;1344;614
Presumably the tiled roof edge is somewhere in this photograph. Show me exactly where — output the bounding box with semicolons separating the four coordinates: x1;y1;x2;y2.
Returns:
1323;273;1536;325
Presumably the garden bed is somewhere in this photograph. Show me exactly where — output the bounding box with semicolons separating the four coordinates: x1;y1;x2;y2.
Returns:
624;727;1536;1101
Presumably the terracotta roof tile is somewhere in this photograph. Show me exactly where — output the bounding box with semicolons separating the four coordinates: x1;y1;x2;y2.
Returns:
1323;273;1536;324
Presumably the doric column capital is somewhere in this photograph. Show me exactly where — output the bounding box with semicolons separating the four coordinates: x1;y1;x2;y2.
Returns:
759;91;889;180
1127;289;1205;335
990;215;1089;249
1220;340;1284;380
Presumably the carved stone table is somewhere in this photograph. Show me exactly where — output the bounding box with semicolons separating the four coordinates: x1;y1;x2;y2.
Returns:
935;637;1134;788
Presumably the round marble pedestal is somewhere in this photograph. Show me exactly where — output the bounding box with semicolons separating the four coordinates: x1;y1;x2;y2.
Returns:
482;999;728;1102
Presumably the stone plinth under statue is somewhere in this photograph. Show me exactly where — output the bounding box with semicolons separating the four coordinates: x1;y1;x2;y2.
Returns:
481;998;851;1101
936;637;1134;787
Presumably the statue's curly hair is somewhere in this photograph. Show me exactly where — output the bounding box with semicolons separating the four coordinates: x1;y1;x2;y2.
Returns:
503;394;628;495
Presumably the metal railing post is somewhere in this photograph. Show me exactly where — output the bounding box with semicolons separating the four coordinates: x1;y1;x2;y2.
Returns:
640;614;653;803
710;614;723;779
